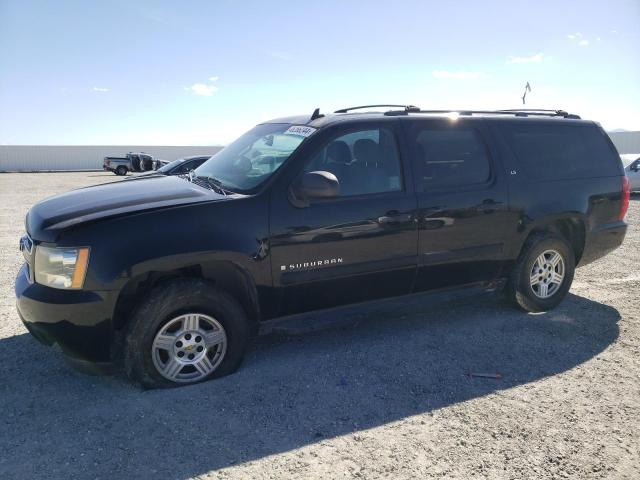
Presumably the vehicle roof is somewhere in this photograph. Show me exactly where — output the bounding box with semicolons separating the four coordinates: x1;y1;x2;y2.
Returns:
180;155;212;161
262;109;595;129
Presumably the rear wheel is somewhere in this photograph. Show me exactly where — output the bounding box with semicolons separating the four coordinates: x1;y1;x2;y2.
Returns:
124;279;250;388
116;166;128;176
508;233;575;312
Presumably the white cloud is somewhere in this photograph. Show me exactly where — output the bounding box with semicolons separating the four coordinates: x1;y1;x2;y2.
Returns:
507;53;544;64
265;50;293;61
185;76;219;96
567;32;590;47
92;87;109;92
432;70;481;80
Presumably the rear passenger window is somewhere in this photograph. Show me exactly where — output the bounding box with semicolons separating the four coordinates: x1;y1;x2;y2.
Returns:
501;124;621;181
412;128;491;190
304;127;402;197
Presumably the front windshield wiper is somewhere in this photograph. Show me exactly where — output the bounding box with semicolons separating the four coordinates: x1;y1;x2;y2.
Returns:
195;174;231;196
181;171;228;195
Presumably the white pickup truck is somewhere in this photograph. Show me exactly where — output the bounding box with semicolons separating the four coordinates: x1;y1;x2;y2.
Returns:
103;152;160;176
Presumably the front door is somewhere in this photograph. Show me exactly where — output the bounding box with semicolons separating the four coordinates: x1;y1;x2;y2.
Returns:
269;121;419;316
402;117;510;291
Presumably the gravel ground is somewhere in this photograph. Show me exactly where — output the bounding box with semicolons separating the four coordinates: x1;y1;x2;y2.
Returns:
0;171;638;480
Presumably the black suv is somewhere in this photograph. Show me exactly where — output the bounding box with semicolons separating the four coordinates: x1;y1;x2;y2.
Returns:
16;105;629;388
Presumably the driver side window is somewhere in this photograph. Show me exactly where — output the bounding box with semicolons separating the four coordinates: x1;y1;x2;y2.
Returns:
304;127;402;197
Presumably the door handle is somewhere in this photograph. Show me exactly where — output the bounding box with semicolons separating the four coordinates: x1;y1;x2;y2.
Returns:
378;213;413;224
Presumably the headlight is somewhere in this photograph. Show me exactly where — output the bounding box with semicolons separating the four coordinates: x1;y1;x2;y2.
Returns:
34;246;90;289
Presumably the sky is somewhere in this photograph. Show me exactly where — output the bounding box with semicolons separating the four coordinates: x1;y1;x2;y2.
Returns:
0;0;638;145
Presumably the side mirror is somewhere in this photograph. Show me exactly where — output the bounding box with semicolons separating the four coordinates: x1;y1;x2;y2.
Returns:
290;171;340;207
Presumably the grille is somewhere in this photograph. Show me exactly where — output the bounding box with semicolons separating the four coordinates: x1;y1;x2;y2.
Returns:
19;234;33;263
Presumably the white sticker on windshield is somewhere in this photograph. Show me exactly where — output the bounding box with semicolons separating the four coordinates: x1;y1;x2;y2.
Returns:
283;125;317;137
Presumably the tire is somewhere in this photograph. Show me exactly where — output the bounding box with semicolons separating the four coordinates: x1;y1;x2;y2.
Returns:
508;233;575;313
116;166;128;176
124;279;251;388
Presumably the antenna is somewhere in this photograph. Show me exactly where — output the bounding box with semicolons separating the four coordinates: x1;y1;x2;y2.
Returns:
310;108;323;120
522;82;531;105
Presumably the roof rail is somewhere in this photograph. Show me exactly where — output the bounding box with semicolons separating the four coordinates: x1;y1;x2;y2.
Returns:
334;104;420;113
497;109;560;113
496;108;581;119
382;108;581;119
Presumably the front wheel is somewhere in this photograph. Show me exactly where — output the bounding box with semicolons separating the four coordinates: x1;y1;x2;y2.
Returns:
124;279;251;388
508;233;575;312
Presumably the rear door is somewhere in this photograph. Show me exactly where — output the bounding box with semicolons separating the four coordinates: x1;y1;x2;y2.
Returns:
402;117;511;291
269;120;419;316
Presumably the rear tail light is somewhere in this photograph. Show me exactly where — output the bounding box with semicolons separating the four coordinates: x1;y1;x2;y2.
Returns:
106;160;110;166
620;176;630;220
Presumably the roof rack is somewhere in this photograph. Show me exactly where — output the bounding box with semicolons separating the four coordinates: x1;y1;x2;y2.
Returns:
496;108;580;118
383;108;581;119
334;104;420;113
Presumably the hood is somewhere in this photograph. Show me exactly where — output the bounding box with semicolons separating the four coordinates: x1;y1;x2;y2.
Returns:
27;175;226;242
123;171;165;179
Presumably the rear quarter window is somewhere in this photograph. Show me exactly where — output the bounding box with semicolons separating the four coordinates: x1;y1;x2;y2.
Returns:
500;123;622;181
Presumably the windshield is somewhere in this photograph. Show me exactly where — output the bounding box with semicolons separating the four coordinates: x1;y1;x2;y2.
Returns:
194;123;310;192
158;158;186;173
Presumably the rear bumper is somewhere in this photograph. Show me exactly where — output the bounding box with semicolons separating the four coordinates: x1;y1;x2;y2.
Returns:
15;264;117;363
578;221;627;267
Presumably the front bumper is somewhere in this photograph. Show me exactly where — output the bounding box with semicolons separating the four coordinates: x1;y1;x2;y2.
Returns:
15;264;117;363
578;221;627;267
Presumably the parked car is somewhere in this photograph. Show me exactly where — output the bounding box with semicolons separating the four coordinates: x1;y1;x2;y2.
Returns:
621;154;640;191
154;159;171;170
103;152;158;175
17;106;629;388
102;156;131;176
131;155;211;178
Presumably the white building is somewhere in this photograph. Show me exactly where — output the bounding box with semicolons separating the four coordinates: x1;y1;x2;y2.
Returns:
0;145;223;171
608;131;640;155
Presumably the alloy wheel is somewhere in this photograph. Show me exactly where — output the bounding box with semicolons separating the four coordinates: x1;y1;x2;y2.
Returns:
151;313;227;383
529;249;565;299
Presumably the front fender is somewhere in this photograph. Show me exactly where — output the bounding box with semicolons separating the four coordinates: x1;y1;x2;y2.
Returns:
53;197;271;316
